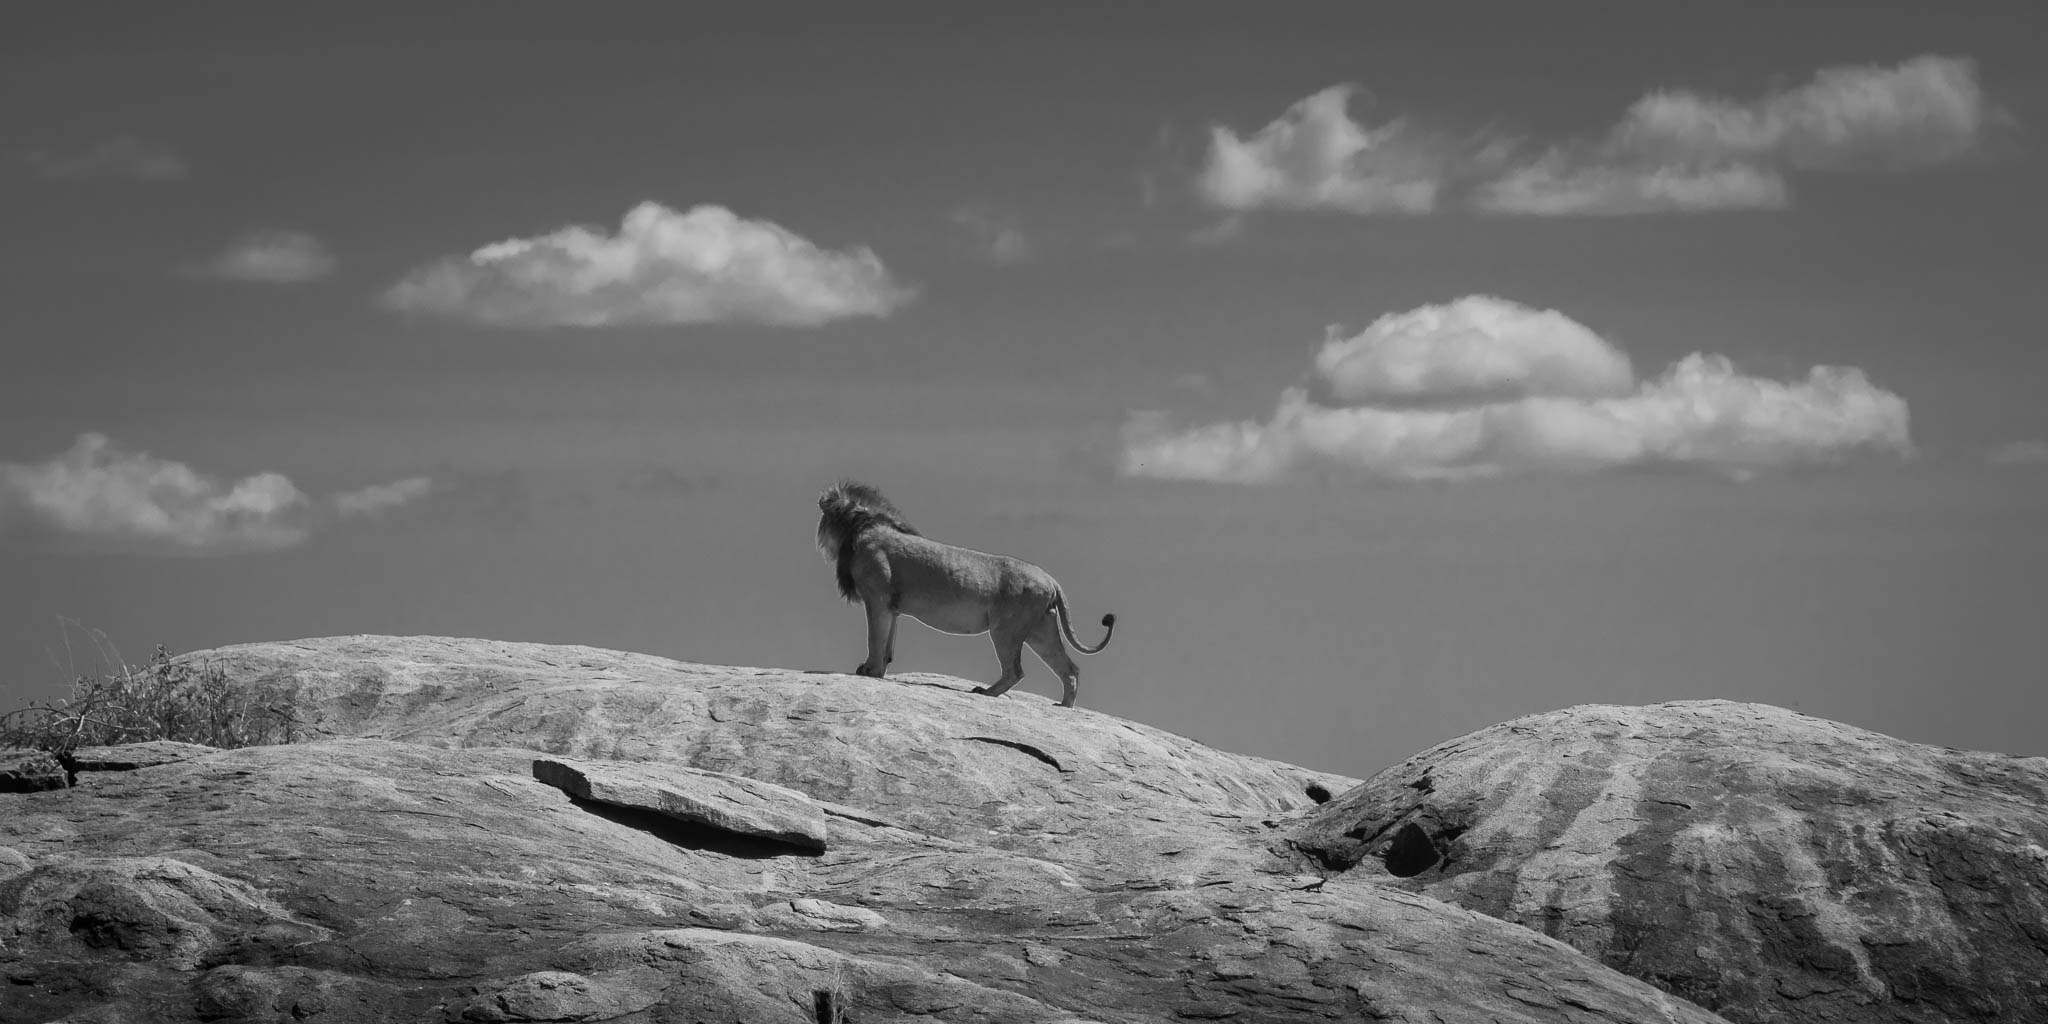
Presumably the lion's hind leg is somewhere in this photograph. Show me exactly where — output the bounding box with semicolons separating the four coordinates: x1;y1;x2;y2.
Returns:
1025;613;1082;708
972;622;1029;698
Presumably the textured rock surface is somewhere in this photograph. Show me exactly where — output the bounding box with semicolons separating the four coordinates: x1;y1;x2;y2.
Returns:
532;755;830;852
68;740;219;772
1289;700;2048;1024
0;636;1733;1024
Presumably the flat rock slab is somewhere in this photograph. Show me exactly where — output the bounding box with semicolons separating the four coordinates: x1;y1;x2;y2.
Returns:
532;756;829;852
70;740;220;772
0;749;66;792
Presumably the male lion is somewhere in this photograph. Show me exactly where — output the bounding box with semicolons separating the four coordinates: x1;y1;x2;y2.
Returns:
816;480;1115;708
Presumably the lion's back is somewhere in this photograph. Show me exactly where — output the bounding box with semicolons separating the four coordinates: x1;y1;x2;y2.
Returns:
883;532;1054;603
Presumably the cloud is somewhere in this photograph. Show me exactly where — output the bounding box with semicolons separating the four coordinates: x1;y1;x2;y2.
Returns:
382;202;913;328
330;476;434;516
1120;296;1912;483
0;434;433;555
1196;85;1441;215
1313;295;1635;404
1190;57;1992;220
1613;55;1988;171
193;230;336;283
1476;159;1791;216
950;205;1032;264
1478;55;1990;216
26;137;189;181
1986;440;2048;466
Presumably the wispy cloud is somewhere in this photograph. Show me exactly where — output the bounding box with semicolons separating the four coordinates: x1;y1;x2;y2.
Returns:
25;137;189;182
1476;160;1791;216
329;476;435;516
191;230;336;283
0;434;432;555
1986;440;2048;467
1196;85;1442;215
381;202;913;328
1121;296;1912;483
1190;56;1993;220
950;204;1033;264
1612;55;1989;172
1480;55;1991;215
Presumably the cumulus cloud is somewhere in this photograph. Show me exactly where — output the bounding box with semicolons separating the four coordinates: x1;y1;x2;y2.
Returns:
1120;296;1912;483
381;202;912;328
0;434;433;555
1479;56;1990;216
1313;295;1635;404
1197;85;1441;215
193;230;336;283
26;137;188;181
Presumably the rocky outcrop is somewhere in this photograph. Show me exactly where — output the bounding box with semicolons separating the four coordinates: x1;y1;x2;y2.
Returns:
1289;700;2048;1024
1;636;1733;1024
176;635;1356;880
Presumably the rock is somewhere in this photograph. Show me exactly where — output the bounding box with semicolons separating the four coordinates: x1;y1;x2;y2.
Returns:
457;969;663;1022
0;748;67;792
757;896;888;932
0;854;329;971
532;755;829;852
1289;700;2048;1024
68;740;219;773
0;635;1738;1024
0;741;220;793
187;635;1358;877
193;965;397;1022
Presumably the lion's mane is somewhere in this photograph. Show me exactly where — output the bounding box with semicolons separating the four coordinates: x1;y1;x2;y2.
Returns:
817;480;921;602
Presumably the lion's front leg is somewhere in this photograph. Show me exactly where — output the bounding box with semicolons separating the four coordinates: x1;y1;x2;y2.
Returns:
855;597;895;677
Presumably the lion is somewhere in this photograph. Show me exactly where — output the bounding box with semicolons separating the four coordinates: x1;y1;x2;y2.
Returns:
816;480;1115;708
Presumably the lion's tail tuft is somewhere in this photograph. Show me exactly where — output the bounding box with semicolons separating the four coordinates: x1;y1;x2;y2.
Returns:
1055;595;1115;655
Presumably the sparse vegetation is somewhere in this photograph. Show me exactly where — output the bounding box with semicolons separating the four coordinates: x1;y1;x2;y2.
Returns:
1;629;305;754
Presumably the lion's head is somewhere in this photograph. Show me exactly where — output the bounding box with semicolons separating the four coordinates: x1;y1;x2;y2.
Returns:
816;480;919;573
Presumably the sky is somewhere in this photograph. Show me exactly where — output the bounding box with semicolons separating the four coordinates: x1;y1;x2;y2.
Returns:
3;3;2046;779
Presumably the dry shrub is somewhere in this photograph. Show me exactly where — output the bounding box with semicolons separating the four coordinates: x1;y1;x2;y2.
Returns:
1;630;304;754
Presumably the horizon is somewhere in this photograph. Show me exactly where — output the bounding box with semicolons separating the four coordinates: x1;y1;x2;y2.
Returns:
4;3;2046;778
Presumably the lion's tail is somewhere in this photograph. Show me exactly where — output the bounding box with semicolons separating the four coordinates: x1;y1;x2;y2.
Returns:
1053;592;1115;655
